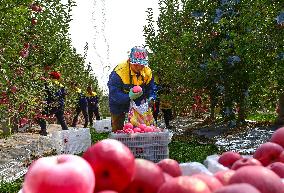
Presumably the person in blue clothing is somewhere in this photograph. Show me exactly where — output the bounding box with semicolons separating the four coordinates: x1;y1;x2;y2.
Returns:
37;71;68;136
71;82;89;128
107;46;156;131
86;85;100;127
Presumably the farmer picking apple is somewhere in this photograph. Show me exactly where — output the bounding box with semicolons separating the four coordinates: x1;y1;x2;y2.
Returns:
107;46;156;131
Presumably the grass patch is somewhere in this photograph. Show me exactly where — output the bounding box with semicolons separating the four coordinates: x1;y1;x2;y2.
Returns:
0;178;23;193
247;112;277;122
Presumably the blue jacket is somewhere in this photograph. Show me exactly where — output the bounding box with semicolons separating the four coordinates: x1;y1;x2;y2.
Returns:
74;87;88;109
107;60;156;114
44;80;66;113
87;91;99;111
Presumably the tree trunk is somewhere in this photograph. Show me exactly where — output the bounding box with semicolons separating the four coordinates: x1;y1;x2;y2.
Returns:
275;93;284;126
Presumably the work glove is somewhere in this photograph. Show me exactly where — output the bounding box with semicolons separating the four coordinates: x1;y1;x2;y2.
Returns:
129;89;143;100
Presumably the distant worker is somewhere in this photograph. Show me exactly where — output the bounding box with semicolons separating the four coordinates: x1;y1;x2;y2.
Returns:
86;85;100;127
36;71;68;136
71;82;89;128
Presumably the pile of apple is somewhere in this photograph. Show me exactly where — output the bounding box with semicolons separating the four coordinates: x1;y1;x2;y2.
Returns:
114;122;162;134
21;127;284;193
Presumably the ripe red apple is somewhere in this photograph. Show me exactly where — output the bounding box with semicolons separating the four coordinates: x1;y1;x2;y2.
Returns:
24;42;30;49
280;151;284;163
22;154;95;193
123;122;133;130
270;127;284;148
31;18;38;25
19;48;29;58
231;157;262;170
253;142;283;166
83;139;135;192
138;123;147;131
163;172;173;182
123;159;165;193
133;127;141;133
214;183;261;193
191;173;223;192
157;176;211;193
218;151;242;168
156;158;182;177
10;86;17;93
214;169;236;185
132;85;142;93
228;165;284;193
267;162;284;178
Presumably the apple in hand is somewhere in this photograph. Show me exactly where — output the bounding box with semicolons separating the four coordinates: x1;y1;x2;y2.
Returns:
214;183;261;193
231;157;262;170
253;142;283;166
229;165;284;193
267;162;284;178
158;176;211;193
22;154;95;193
191;173;223;192
270;127;284;148
156;158;182;177
218;151;242;168
132;85;142;93
83;139;135;192
123;159;165;193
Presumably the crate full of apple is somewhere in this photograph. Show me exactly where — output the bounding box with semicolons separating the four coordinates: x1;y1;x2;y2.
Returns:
109;122;173;163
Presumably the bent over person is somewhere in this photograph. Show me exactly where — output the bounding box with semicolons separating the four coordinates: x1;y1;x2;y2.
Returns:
107;46;156;131
37;71;68;136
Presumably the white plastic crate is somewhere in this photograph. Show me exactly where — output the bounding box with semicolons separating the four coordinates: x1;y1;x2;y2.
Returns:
50;127;91;155
93;119;112;133
109;130;173;163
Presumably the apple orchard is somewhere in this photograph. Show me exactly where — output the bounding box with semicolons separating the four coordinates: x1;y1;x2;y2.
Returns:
0;0;101;133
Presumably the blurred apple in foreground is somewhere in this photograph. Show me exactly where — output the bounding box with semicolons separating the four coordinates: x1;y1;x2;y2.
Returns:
267;162;284;178
231;157;262;170
214;183;261;193
218;151;242;168
157;158;182;177
83;139;135;192
123;159;165;193
192;173;223;192
229;165;284;193
253;142;283;166
214;170;235;185
22;154;95;193
158;176;211;193
270;127;284;148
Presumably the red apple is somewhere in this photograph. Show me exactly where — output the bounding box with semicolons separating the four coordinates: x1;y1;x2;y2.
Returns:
133;127;141;133
83;139;135;192
144;126;154;132
19;48;29;58
163;172;173;182
123;122;133;130
231;157;262;170
132;85;142;93
214;183;261;193
228;165;284;193
97;191;118;193
218;151;242;168
123;159;165;193
280;151;284;163
10;86;17;93
24;42;30;49
191;173;223;192
267;162;284;178
214;170;236;185
31;18;38;25
138;123;147;131
253;142;283;166
22;155;95;193
270;127;284;148
156;158;182;177
157;176;211;193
